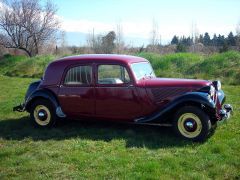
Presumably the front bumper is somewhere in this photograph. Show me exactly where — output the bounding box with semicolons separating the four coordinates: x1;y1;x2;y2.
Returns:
13;103;25;112
214;90;233;121
219;104;233;121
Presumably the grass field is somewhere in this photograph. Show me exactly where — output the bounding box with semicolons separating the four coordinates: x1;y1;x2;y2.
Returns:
0;76;239;179
0;52;240;179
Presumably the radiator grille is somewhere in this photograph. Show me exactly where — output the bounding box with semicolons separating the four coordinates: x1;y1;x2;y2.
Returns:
151;87;190;102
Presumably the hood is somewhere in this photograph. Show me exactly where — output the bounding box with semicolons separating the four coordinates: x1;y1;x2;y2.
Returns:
137;77;211;88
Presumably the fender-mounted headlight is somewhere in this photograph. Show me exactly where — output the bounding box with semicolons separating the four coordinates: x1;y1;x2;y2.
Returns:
210;85;215;97
198;85;216;96
213;80;221;91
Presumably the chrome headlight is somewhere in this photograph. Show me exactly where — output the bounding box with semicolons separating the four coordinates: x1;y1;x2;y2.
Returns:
210;85;215;97
213;80;221;91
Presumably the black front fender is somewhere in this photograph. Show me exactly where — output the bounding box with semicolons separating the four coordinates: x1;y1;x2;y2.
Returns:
173;92;215;109
135;92;215;123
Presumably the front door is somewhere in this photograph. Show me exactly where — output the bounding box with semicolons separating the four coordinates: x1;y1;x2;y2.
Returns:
58;64;95;117
95;64;141;121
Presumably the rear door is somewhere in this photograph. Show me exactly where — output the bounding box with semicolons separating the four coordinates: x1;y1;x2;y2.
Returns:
58;64;95;117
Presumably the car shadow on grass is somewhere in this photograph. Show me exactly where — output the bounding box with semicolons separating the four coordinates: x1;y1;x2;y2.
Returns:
0;116;197;149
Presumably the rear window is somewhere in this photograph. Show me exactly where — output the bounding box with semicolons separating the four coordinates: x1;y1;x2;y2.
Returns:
64;65;92;85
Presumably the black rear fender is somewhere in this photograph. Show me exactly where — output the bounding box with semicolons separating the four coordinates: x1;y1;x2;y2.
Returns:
24;80;42;101
25;89;59;112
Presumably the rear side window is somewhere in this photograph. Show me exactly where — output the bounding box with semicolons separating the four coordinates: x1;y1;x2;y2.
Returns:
64;65;92;85
98;64;130;84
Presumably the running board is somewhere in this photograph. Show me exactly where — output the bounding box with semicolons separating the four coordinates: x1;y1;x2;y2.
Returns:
135;122;172;127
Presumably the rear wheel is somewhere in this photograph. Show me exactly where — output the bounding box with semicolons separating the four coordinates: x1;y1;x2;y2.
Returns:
173;106;211;142
30;99;56;127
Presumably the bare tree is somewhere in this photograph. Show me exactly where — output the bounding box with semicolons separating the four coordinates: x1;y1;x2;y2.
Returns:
115;21;124;53
57;30;71;55
86;28;95;51
148;19;161;52
190;21;199;52
86;30;116;54
60;31;67;48
86;28;102;54
149;19;159;46
0;0;60;57
93;35;103;54
236;21;240;49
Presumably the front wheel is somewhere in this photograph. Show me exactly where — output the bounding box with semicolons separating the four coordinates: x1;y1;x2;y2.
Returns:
173;106;211;142
30;99;56;128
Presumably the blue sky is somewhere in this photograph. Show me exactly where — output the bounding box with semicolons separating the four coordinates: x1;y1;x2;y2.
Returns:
52;0;240;46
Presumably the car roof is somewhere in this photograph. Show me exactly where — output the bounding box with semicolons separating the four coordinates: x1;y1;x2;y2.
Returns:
43;54;149;86
55;54;148;64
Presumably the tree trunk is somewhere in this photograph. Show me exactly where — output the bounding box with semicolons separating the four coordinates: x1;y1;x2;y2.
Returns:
19;47;32;57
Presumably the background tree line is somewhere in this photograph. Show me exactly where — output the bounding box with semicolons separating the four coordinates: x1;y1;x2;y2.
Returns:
0;0;240;57
171;32;239;53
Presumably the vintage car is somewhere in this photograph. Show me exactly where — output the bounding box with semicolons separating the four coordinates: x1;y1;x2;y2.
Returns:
14;54;233;141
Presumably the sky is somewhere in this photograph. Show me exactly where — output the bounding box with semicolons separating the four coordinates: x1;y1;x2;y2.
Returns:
10;0;240;46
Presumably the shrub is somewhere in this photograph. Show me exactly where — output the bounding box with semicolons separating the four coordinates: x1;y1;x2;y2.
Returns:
3;54;12;58
176;44;187;52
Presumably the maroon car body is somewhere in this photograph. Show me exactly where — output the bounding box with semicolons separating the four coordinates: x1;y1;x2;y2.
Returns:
14;54;232;141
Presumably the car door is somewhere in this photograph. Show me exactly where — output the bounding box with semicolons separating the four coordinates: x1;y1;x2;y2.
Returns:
58;64;95;117
95;63;141;121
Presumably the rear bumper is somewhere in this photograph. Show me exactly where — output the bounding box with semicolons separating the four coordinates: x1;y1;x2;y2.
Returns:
13;103;25;112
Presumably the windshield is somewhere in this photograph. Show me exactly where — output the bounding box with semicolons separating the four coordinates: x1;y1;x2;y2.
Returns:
130;62;156;80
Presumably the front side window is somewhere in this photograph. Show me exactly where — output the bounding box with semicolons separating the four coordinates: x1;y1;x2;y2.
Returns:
130;62;156;81
64;65;92;85
98;64;130;84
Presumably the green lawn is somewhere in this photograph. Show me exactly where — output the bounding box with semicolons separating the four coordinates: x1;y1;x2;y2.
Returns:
0;75;239;179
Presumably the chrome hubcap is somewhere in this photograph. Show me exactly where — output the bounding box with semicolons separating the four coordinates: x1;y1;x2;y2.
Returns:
38;112;45;117
184;119;197;132
38;110;47;121
186;121;193;128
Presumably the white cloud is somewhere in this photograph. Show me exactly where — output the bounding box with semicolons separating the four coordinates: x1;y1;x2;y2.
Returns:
60;17;237;45
0;1;4;11
0;1;10;11
61;19;112;34
61;18;152;39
